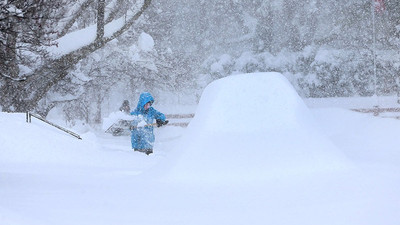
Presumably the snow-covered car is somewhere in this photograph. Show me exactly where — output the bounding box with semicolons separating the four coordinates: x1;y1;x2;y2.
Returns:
165;72;350;183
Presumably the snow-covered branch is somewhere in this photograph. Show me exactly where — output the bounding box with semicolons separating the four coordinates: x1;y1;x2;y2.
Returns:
103;0;149;41
56;0;94;38
48;0;150;58
0;73;26;81
104;0;120;24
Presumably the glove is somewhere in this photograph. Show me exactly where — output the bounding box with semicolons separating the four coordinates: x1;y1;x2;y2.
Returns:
156;119;169;127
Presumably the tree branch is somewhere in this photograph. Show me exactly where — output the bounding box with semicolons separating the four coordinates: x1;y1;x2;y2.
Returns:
22;0;152;111
104;0;122;24
57;0;94;37
104;0;151;42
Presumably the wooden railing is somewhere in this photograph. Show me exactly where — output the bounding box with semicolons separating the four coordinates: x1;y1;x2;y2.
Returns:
26;112;82;140
352;107;400;118
164;113;194;127
105;113;195;136
165;113;195;119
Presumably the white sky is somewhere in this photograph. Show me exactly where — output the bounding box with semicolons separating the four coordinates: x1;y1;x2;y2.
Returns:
1;72;400;225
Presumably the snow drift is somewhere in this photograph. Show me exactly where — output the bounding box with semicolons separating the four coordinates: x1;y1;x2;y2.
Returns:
2;84;400;225
165;72;351;184
0;113;149;170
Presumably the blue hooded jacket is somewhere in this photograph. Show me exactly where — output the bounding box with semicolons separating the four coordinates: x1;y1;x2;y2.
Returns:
130;92;166;150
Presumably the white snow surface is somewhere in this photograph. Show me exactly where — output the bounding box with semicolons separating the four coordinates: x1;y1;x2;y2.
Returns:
1;72;400;225
138;32;154;52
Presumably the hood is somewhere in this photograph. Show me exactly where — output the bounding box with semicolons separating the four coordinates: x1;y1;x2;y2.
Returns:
136;92;154;111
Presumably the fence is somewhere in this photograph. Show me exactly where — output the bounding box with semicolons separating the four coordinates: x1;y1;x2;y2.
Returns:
104;113;195;136
351;107;400;119
164;113;194;127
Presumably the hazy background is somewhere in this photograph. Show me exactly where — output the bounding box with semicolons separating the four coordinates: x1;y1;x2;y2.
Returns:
1;0;399;126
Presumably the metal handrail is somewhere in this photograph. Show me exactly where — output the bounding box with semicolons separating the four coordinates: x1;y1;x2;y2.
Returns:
26;112;82;140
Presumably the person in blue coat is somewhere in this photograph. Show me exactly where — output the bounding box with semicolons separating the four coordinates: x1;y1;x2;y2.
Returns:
130;92;168;155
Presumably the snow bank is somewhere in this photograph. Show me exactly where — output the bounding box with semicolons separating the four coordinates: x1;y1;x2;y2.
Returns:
2;96;400;225
0;113;144;170
164;72;351;184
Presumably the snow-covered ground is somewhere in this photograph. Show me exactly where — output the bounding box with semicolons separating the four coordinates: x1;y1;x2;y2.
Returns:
1;72;400;225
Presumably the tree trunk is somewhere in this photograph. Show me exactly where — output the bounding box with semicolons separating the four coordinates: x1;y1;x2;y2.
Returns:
1;0;152;114
96;0;105;41
5;21;19;79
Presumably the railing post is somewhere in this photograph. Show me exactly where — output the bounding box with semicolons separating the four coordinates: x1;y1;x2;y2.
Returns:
373;105;379;116
26;112;31;123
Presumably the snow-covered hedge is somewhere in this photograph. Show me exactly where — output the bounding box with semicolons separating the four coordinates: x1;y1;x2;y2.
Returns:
201;46;400;98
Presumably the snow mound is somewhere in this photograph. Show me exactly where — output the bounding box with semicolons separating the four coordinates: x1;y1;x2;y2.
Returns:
0;113;139;169
138;32;154;52
165;72;351;184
